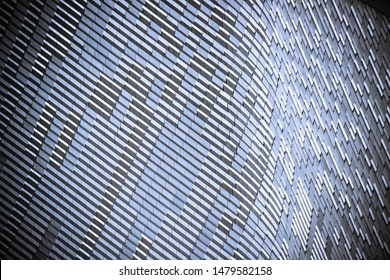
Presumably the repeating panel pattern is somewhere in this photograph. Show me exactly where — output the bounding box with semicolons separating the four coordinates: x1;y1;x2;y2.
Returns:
0;0;389;259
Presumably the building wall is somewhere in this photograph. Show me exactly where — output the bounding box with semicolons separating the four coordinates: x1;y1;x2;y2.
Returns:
0;0;389;259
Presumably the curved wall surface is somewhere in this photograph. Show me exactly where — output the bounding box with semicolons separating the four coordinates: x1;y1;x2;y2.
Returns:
0;0;389;259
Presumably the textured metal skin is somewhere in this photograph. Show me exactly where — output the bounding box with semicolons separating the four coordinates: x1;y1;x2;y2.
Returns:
0;0;389;259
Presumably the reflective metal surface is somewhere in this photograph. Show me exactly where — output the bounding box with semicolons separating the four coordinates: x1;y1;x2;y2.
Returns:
0;0;389;259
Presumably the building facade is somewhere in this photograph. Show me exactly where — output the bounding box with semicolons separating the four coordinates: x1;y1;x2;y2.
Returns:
0;0;389;259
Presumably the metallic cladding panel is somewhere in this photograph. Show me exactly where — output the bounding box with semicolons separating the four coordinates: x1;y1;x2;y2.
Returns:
0;0;389;259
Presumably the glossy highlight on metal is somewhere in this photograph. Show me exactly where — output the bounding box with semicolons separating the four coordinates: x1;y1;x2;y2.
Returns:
0;0;389;259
